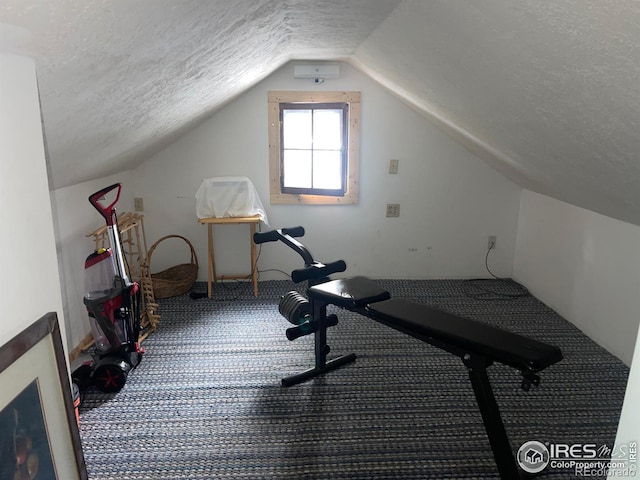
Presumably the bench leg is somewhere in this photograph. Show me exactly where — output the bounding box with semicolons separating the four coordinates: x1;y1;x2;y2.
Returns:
281;300;357;387
464;355;522;479
281;353;357;387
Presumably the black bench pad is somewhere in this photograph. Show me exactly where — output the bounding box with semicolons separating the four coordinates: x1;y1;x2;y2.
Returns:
366;298;563;373
308;276;391;308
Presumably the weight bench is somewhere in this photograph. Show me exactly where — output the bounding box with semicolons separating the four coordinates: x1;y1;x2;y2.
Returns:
255;227;563;478
304;276;562;479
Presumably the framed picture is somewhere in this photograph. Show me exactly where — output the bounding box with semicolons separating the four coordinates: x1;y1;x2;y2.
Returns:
0;312;87;480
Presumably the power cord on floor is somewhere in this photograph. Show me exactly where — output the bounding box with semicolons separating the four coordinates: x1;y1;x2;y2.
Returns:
189;279;251;301
189;243;265;301
189;238;291;301
257;268;292;279
464;247;529;300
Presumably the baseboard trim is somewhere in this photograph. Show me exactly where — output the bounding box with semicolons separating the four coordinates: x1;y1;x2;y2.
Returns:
69;332;94;363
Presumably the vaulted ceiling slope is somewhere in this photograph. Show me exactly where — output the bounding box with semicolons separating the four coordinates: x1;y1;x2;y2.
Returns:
0;0;400;188
353;0;640;226
2;1;640;226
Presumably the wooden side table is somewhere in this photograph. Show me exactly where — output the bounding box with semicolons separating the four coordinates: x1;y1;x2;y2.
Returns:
197;215;260;298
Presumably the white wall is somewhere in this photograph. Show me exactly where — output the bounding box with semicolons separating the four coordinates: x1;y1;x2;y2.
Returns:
514;190;640;365
133;61;522;282
0;54;65;344
609;328;640;479
52;174;134;349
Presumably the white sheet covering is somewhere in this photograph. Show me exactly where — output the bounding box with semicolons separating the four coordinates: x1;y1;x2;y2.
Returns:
195;176;268;224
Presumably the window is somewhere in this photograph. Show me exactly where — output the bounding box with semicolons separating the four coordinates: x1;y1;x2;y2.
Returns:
268;91;360;205
280;102;347;196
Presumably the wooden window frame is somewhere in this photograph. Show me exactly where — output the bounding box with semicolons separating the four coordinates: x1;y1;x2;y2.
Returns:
268;91;360;205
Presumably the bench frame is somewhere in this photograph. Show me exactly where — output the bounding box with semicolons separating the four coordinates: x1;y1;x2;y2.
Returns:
254;227;562;479
298;292;524;479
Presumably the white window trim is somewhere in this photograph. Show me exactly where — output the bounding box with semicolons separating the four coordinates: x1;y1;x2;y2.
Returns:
268;91;360;205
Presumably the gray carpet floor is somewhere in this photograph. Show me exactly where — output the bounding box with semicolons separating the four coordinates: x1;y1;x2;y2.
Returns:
78;279;630;479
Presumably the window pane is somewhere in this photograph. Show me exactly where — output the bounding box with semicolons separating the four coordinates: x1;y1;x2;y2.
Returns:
283;150;312;188
283;109;312;149
313;151;342;189
313;109;342;150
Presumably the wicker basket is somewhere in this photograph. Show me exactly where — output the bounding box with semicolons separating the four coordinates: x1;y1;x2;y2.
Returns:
147;235;198;299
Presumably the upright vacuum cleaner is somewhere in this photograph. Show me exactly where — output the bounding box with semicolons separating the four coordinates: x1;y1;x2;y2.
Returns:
73;183;144;393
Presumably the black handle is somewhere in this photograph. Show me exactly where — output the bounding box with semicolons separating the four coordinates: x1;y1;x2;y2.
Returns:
253;230;280;244
252;225;323;272
291;260;347;283
286;323;314;341
253;226;305;245
285;314;339;341
282;226;305;238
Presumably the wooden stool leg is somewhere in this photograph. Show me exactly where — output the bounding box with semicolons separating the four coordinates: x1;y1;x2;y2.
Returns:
250;222;258;297
207;224;215;298
198;216;261;298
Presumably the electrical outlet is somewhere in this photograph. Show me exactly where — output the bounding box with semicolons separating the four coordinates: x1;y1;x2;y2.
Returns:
386;204;400;217
389;159;399;174
134;197;144;212
488;236;496;250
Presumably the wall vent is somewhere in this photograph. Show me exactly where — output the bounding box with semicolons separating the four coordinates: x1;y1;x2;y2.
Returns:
294;64;340;80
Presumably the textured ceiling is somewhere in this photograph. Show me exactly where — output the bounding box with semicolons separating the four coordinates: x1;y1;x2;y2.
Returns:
0;0;399;189
1;0;640;226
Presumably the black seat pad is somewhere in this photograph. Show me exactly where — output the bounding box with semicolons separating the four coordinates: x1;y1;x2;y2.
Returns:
308;276;391;308
366;298;562;372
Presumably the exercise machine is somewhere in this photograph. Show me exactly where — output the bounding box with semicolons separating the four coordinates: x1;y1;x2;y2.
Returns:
254;226;563;479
